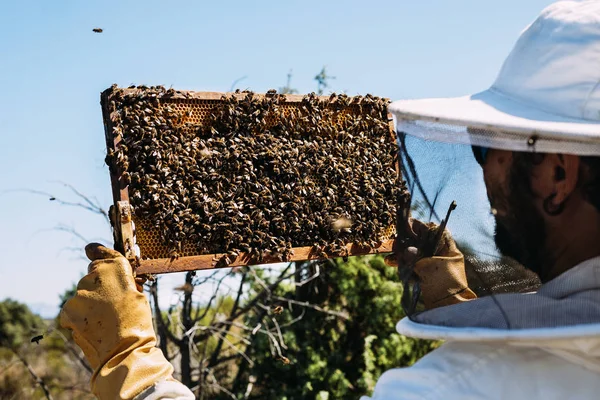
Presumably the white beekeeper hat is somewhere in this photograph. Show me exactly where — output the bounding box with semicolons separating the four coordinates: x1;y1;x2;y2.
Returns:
390;0;600;156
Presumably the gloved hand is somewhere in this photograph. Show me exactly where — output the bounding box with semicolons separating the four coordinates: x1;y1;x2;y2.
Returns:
60;243;179;399
386;219;477;309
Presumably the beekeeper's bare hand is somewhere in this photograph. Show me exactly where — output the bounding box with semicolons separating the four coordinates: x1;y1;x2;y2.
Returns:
385;219;477;309
59;243;190;399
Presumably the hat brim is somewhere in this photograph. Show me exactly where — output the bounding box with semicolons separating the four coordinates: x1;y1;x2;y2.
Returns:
389;88;600;155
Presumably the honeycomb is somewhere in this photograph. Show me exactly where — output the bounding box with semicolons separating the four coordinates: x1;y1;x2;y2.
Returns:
102;87;401;262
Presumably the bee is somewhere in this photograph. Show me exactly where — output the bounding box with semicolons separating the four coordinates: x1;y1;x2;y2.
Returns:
215;255;233;268
332;216;352;232
92;28;103;33
173;283;194;293
31;335;44;345
272;305;284;314
121;171;131;185
277;355;291;365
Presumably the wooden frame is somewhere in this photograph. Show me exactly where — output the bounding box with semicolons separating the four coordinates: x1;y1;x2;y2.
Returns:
101;88;400;275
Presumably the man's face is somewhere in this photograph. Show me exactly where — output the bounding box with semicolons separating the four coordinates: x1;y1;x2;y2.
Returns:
480;150;547;277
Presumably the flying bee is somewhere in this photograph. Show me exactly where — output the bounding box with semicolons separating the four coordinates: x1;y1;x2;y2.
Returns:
173;283;194;294
92;28;103;33
31;335;44;345
332;216;352;232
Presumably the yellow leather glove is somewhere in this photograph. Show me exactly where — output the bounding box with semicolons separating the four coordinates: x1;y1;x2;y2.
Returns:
60;243;176;400
386;219;477;310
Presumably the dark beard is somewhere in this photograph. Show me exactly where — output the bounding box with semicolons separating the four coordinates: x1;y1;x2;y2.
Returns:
493;167;548;280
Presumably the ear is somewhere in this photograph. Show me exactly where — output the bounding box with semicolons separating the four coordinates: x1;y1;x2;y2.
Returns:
552;154;580;204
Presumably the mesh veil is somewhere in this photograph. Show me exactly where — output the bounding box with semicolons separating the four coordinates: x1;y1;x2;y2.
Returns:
395;122;545;326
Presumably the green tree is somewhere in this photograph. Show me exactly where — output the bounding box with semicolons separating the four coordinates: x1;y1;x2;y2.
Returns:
314;67;335;95
240;256;438;400
0;299;53;399
0;299;93;399
0;299;44;350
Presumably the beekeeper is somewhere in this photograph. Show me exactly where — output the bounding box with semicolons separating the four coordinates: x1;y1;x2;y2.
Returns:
59;1;600;399
365;1;600;399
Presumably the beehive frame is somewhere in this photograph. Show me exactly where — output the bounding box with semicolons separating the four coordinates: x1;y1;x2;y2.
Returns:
101;87;401;275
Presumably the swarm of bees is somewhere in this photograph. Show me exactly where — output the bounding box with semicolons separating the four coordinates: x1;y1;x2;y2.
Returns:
103;85;406;263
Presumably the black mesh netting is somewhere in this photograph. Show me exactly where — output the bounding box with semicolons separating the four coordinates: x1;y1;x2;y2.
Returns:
396;131;541;321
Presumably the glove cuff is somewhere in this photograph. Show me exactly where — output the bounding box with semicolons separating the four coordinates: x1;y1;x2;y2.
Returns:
93;345;175;399
415;252;477;309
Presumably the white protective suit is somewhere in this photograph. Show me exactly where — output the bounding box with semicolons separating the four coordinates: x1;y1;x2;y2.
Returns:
370;1;600;396
361;256;600;400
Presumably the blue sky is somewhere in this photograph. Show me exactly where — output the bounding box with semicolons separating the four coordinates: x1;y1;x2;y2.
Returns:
0;0;554;317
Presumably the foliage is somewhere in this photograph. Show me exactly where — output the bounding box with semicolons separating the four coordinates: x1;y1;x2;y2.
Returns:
0;299;44;349
314;67;335;95
59;284;77;309
0;299;93;399
239;256;438;400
